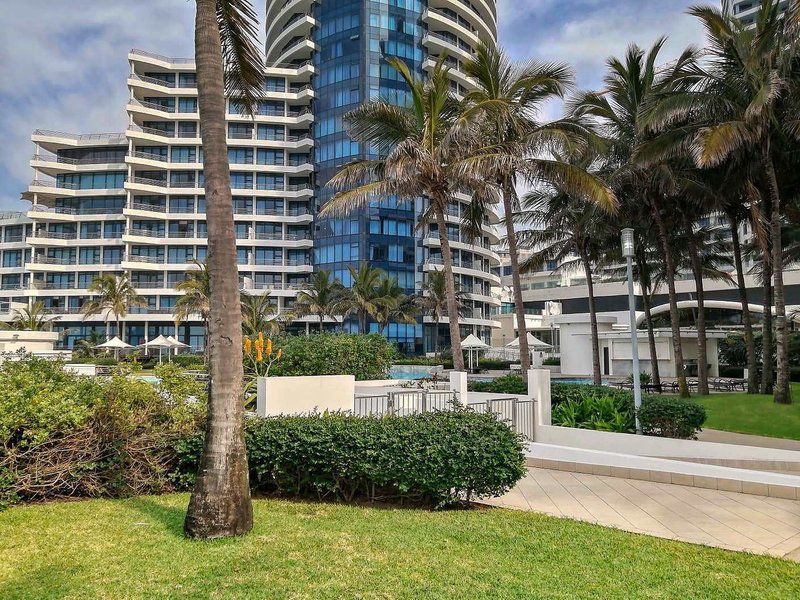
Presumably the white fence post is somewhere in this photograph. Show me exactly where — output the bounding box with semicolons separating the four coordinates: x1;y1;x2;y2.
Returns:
256;376;267;417
449;371;468;404
528;369;551;427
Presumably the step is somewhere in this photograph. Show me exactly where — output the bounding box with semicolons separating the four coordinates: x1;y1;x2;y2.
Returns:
526;443;800;500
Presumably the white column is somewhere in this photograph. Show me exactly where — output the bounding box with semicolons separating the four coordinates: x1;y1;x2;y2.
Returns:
449;370;468;404
528;369;551;427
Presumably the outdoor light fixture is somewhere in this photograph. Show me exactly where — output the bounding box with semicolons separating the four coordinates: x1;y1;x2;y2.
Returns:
622;228;643;433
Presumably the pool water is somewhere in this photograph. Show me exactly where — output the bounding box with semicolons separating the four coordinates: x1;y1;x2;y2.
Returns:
554;378;610;386
137;375;161;385
388;365;443;380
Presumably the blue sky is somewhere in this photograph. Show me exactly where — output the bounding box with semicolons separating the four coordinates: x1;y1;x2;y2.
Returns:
0;0;706;210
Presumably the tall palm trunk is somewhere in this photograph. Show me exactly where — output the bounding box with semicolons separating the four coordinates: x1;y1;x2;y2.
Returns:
502;183;530;373
582;254;602;385
687;232;709;396
761;256;774;395
651;201;689;397
319;314;324;332
730;220;758;394
434;203;465;371
764;156;791;404
185;0;253;539
636;254;661;389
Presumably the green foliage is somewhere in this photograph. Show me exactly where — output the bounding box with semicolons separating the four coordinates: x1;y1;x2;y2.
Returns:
170;354;206;370
625;372;653;385
477;358;513;371
271;333;395;381
639;396;707;440
243;411;525;507
543;357;561;366
551;384;706;439
0;357;205;508
468;375;527;395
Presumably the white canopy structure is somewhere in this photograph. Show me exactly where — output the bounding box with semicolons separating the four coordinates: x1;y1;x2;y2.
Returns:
138;335;174;364
461;334;489;372
93;336;133;350
506;332;553;351
165;336;189;349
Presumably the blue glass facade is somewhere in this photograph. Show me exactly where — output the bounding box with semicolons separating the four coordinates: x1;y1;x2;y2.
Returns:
313;0;426;352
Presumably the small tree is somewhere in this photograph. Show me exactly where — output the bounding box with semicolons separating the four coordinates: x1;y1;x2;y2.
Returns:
294;270;344;332
82;274;145;341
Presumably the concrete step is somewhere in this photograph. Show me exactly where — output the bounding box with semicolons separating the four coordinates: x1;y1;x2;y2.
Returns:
526;443;800;500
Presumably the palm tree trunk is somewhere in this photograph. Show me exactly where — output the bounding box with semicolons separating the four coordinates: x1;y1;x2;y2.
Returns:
764;156;791;404
761;257;774;395
502;183;530;373
319;314;324;333
185;0;252;540
635;253;661;389
582;255;602;385
687;232;709;396
730;220;758;394
651;201;689;397
432;310;440;356
116;316;122;341
434;203;465;371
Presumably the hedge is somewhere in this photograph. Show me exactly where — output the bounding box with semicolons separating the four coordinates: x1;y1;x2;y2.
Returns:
271;333;395;380
242;411;525;507
638;396;707;439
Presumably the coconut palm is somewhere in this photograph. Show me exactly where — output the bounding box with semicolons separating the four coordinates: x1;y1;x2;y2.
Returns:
185;0;265;539
72;329;105;360
321;57;499;371
241;292;281;338
173;260;211;345
8;301;57;332
373;276;418;334
336;263;388;334
294;270;344;332
461;42;617;373
82;274;146;341
573;38;701;397
419;270;468;356
643;1;799;403
517;179;614;386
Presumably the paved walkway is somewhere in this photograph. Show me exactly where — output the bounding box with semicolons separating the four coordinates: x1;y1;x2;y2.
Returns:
698;428;800;452
482;468;800;561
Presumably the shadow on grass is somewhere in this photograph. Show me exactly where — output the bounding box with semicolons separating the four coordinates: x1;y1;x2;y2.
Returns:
125;496;186;538
0;564;82;600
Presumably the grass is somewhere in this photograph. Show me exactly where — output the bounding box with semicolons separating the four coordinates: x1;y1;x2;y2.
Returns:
1;495;798;599
696;383;800;441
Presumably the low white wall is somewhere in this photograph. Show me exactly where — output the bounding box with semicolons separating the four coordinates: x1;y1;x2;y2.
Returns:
256;375;355;417
534;424;800;462
63;364;98;377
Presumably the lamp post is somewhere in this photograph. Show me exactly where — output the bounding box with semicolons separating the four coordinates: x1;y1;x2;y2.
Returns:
622;228;643;434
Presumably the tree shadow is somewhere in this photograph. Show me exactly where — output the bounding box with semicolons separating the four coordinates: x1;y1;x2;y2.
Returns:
125;496;186;538
0;563;81;599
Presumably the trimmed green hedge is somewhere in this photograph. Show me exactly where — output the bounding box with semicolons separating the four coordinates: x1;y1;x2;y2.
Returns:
639;396;707;439
271;333;395;381
468;374;527;394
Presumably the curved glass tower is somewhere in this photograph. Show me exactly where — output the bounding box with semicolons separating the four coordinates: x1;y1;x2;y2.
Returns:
265;0;502;354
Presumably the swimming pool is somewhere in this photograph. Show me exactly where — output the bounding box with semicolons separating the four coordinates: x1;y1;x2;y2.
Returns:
388;365;443;380
137;375;161;385
554;378;610;386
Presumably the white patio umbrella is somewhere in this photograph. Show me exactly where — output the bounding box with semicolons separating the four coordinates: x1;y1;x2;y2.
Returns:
93;336;133;360
138;334;173;364
165;336;190;359
461;334;489;372
506;332;553;367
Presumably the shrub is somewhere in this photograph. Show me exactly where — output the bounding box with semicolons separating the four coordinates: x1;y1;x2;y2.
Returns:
719;365;745;379
394;356;455;369
0;358;205;508
477;358;512;371
243;410;525;507
639;396;707;439
468;374;527;395
543;357;561;366
171;354;206;370
271;333;395;381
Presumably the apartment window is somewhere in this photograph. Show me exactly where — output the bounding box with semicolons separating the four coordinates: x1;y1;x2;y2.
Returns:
230;172;253;189
178;97;197;113
103;247;122;265
104;222;125;238
169;196;195;213
237;248;249;264
168;246;193;264
177;122;197;138
228;147;253;164
57;171;125;190
257;125;284;140
228;123;253;139
235;223;249;239
178;72;197;87
257;149;284;165
3;250;22;268
80;223;102;239
256;174;283;190
256;199;283;215
264;76;285;92
171;146;197;163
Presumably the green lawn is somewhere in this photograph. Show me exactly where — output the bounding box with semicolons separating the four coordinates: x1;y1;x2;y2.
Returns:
696;383;800;440
1;495;798;599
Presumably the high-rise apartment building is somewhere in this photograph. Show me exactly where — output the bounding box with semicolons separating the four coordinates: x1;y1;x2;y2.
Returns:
0;1;503;353
731;0;788;26
266;0;502;353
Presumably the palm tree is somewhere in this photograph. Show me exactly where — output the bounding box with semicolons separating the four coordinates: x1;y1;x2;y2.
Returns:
241;292;281;338
8;301;57;332
517;180;612;385
82;274;146;341
644;1;799;403
419;270;467;356
373;276;418;334
185;0;265;539
174;260;211;349
574;39;701;397
73;329;105;360
461;43;617;373
337;263;387;334
294;270;344;332
321;57;498;372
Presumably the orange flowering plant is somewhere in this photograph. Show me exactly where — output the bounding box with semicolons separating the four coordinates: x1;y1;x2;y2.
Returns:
242;332;282;408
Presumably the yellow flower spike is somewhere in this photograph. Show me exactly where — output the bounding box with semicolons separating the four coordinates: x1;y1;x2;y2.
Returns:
266;339;273;357
243;337;252;354
254;334;264;354
256;347;263;362
276;349;282;360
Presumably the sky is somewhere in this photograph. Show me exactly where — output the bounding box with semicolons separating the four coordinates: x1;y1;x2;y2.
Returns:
0;0;708;210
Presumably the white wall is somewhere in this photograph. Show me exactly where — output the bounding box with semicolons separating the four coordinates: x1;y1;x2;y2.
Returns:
0;330;59;353
256;375;355;416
